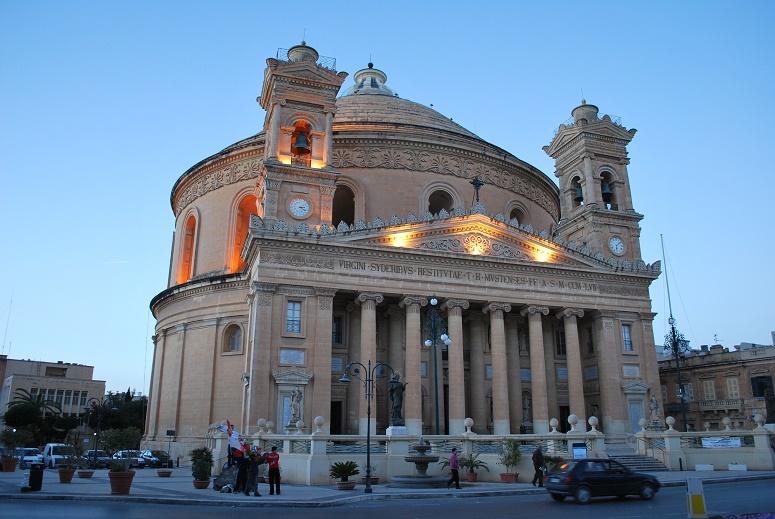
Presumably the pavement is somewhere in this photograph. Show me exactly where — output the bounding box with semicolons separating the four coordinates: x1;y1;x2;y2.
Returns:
1;467;774;508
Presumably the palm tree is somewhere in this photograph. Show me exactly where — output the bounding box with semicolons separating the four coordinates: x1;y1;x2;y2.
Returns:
7;388;62;416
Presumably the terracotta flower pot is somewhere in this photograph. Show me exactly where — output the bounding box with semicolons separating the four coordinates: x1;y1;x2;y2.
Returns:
499;472;519;483
77;470;95;478
337;480;357;490
193;479;211;489
1;457;18;473
58;468;76;483
361;476;379;485
466;472;478;482
108;471;136;494
157;469;173;477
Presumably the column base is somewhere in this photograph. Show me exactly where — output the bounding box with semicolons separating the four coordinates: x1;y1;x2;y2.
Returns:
386;426;408;436
493;420;511;435
448;418;465;436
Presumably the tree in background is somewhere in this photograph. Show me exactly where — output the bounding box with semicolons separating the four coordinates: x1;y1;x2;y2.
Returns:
3;388;66;445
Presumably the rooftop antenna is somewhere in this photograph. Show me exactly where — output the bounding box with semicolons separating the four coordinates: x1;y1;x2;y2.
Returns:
581;88;585;102
2;291;12;355
303;28;306;43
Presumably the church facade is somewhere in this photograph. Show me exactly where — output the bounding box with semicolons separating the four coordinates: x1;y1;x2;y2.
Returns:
145;42;662;452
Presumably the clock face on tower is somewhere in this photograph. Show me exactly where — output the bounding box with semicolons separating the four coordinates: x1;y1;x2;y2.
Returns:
288;197;311;219
609;237;625;255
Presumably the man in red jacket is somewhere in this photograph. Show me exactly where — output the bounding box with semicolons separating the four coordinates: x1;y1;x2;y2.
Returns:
265;446;281;495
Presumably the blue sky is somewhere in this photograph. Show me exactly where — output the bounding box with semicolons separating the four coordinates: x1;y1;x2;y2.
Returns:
1;1;773;393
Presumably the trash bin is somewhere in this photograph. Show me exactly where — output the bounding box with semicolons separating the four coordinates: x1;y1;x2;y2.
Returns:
29;463;44;491
167;459;174;469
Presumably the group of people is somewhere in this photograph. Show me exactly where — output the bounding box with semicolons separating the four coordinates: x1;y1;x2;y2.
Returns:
229;445;282;496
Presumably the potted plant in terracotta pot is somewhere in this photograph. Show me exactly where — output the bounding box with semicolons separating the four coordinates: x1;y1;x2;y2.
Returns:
330;460;359;490
498;438;521;483
360;464;378;485
0;428;23;472
190;447;214;489
107;460;136;494
459;452;489;482
57;454;79;483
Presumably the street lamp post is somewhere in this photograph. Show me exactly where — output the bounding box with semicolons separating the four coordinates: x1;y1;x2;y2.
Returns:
339;359;396;494
667;317;689;432
424;297;452;435
85;397;107;468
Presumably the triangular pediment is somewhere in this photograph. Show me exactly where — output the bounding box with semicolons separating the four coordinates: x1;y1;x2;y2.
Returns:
333;213;601;268
274;61;343;86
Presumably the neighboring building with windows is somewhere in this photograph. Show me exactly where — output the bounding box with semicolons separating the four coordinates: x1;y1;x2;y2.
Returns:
145;42;663;452
658;340;775;431
0;355;106;423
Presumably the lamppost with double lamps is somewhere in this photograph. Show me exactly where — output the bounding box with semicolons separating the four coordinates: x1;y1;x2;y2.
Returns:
85;397;109;468
424;296;452;435
339;359;396;494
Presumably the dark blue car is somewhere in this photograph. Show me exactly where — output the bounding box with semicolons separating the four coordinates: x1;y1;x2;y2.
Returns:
545;458;661;504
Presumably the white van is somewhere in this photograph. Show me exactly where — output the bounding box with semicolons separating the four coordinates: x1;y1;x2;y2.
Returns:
42;443;76;468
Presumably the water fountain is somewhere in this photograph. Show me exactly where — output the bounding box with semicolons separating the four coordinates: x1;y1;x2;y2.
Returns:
390;437;448;488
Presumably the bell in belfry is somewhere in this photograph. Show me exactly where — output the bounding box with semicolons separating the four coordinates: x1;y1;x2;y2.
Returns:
601;181;613;203
574;187;584;202
291;133;311;155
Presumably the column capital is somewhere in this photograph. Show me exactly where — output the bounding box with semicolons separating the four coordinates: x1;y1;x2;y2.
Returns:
483;302;511;316
442;298;469;312
252;281;279;293
556;308;584;320
314;286;338;298
355;292;384;305
399;295;428;309
520;305;549;317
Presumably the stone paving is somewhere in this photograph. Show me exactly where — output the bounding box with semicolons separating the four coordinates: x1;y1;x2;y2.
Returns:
1;466;774;507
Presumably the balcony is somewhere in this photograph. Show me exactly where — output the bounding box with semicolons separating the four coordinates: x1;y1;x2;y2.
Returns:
699;398;744;411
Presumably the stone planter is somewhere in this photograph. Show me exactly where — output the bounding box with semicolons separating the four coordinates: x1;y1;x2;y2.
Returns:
466;472;478;482
58;468;76;483
193;479;211;489
337;480;357;490
499;472;519;483
1;457;18;473
361;476;379;485
108;471;136;494
77;470;95;478
157;469;173;477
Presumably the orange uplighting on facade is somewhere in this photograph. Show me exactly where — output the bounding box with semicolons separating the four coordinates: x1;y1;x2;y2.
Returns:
534;248;553;262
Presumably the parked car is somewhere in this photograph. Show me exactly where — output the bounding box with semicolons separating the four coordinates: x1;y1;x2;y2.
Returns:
545;458;661;504
15;448;43;469
42;443;77;468
140;449;170;468
112;450;146;468
80;449;112;468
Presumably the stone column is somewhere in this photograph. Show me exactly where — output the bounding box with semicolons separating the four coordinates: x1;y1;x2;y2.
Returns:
324;109;334;167
320;186;335;226
505;315;523;429
484;302;512;434
400;295;427;435
468;313;487;433
593;311;623;436
387;305;405;380
171;323;186;434
246;282;277;430
356;292;383;435
267;101;283;161
146;330;166;438
582;153;599;207
312;287;337;433
443;298;469;435
558;308;586;427
521;305;549;433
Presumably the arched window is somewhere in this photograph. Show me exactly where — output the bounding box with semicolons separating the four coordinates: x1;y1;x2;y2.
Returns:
231;194;257;273
571;176;584;208
509;207;525;225
428;189;454;215
223;324;243;353
600;171;617;210
290;121;312;167
332;185;355;227
177;214;196;285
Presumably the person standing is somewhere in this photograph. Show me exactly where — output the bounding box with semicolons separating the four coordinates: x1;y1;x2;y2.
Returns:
531;444;545;487
266;446;281;495
446;447;461;489
244;450;263;497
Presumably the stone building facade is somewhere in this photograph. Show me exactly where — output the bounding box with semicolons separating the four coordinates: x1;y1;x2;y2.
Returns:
145;42;662;451
659;342;775;431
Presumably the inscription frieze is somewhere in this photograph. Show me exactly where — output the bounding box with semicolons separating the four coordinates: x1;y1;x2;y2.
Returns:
264;253;334;269
598;284;649;297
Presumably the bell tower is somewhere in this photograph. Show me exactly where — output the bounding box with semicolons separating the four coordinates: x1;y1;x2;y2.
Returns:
543;101;644;261
256;42;348;227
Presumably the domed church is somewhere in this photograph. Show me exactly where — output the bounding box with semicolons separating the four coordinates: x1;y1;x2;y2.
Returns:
145;42;661;452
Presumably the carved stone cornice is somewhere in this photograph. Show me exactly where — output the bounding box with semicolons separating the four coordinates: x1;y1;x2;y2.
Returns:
330;144;559;218
556;308;584;320
174;156;263;216
314;286;337;298
520;305;549;317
